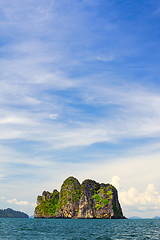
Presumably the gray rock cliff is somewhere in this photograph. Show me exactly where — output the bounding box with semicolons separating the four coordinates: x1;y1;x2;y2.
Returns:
34;176;125;219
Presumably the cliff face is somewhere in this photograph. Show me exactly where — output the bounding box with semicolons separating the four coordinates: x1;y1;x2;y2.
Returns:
56;177;81;218
34;176;125;219
78;180;123;219
34;190;59;218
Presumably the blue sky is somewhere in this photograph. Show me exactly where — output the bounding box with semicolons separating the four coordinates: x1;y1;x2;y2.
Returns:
0;0;160;217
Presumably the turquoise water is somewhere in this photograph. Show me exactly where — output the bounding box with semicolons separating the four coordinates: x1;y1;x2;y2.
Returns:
0;219;160;239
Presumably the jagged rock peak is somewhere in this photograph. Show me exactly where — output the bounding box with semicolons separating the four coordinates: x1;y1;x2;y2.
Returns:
56;176;81;218
34;176;125;219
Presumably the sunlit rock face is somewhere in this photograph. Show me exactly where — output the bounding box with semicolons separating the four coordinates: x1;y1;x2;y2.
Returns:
56;176;81;218
34;176;125;219
78;179;100;218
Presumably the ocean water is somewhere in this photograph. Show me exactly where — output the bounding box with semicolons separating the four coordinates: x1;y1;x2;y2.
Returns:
0;219;160;240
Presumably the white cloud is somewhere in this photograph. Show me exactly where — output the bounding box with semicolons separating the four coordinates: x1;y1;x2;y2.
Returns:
0;0;160;218
49;113;59;120
111;176;120;189
0;0;159;150
25;96;41;105
0;116;33;125
119;184;160;211
0;196;6;200
87;55;115;62
7;198;36;207
109;175;160;214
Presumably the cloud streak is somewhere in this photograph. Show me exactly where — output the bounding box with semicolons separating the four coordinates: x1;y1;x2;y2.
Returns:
7;198;36;207
0;0;160;217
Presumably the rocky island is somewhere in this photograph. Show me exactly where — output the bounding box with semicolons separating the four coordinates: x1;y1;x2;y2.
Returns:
34;176;125;219
0;208;28;218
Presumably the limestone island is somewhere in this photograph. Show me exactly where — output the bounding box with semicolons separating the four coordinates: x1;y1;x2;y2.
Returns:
0;208;28;218
34;176;126;219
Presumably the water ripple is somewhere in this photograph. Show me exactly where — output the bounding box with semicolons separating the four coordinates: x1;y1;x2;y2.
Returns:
0;219;160;240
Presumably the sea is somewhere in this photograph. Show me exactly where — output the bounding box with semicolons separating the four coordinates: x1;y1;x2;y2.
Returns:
0;218;160;239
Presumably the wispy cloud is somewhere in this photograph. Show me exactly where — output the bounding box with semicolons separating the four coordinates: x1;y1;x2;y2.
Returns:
0;0;160;217
0;77;160;148
0;116;33;124
7;198;36;207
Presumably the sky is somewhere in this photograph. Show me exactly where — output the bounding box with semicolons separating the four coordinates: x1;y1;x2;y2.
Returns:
0;0;160;218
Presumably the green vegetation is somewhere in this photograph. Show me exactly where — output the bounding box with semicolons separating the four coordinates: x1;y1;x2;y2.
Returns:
35;191;59;217
91;185;113;210
96;204;103;210
103;198;110;205
56;176;81;212
92;194;101;202
107;190;112;196
34;177;124;219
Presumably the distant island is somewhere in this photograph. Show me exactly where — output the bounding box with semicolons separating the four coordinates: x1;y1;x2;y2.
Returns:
0;208;28;218
34;176;126;219
129;216;160;219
